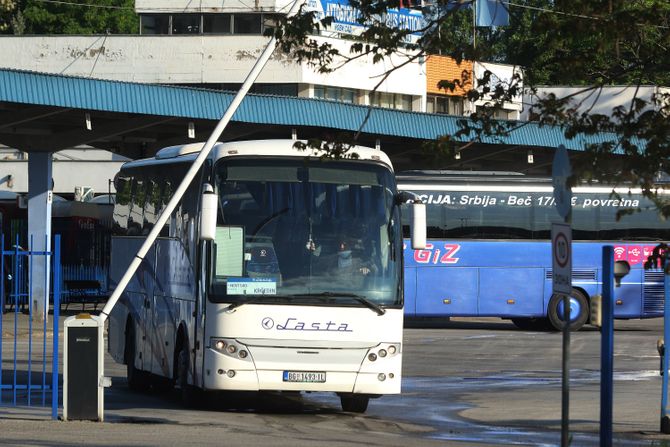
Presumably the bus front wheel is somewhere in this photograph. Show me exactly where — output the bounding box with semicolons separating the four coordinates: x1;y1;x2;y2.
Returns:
125;322;149;391
547;289;589;331
176;343;199;407
340;394;369;413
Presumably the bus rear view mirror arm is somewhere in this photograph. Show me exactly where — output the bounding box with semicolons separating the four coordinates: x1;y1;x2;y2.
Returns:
395;191;418;205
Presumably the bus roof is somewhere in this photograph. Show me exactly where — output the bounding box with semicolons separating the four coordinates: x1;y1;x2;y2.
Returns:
124;139;394;170
397;170;670;195
396;170;549;186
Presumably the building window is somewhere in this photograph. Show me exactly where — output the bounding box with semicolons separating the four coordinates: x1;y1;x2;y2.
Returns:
251;84;299;96
427;95;464;115
140;13;275;35
173;14;200;34
475;106;513;120
313;86;357;104
141;15;170;35
233;14;262;34
203;14;231;34
370;91;414;111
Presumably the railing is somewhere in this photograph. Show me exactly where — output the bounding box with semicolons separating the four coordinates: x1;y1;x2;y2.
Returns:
0;234;61;419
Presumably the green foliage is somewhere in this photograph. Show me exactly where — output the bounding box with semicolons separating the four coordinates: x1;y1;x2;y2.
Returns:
0;0;16;32
294;136;361;160
273;0;670;263
16;0;138;34
274;0;670;188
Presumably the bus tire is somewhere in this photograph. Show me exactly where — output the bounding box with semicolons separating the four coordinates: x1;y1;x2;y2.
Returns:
547;289;589;332
125;321;149;392
150;375;174;393
176;342;199;407
340;394;369;413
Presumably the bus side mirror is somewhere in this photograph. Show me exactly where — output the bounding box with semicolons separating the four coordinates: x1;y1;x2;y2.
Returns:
614;260;630;288
200;184;217;241
411;201;426;250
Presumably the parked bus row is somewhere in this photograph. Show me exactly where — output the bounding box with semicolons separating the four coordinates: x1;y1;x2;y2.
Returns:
105;140;666;412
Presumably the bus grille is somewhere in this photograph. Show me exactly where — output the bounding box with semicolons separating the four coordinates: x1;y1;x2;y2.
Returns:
643;270;665;315
545;269;596;281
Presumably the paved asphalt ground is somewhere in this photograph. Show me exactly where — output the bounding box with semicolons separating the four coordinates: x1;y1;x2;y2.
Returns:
2;311;670;446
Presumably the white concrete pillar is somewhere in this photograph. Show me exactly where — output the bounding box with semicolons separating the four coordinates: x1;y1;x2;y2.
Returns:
28;152;53;323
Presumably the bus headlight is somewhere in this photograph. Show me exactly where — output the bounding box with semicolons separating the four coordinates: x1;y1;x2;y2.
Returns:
210;338;252;361
366;343;400;363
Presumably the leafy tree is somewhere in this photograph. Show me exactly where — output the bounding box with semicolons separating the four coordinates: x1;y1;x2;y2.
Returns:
271;0;670;214
0;0;16;32
12;0;138;35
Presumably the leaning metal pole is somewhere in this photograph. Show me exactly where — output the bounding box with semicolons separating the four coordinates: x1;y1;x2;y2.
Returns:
100;0;303;323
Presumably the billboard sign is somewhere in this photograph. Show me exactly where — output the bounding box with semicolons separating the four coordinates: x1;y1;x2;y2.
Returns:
305;0;425;42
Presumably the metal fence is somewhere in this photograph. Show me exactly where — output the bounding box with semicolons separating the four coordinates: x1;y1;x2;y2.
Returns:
0;234;61;419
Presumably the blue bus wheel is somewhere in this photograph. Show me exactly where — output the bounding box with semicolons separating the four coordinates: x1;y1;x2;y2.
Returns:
547;289;589;332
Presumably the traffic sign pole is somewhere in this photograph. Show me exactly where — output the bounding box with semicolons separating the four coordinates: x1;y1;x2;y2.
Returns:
552;144;572;447
661;259;670;433
553;221;572;447
562;290;570;447
601;246;614;446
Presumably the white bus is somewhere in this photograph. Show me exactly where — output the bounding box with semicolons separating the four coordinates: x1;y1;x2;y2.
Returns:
107;139;424;412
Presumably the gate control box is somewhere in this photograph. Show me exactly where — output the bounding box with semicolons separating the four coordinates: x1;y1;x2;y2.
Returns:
63;313;110;421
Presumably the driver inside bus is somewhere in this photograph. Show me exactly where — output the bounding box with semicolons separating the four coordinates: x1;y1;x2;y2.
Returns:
307;228;374;280
334;239;371;276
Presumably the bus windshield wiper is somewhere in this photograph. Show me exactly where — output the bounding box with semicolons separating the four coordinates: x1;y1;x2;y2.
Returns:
292;292;386;316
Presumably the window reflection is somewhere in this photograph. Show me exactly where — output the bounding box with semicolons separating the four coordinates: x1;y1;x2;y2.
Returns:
401;188;669;241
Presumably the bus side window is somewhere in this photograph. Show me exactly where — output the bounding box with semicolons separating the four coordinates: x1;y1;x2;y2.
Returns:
400;201;411;238
143;178;163;234
161;179;174;238
113;174;133;235
128;176;146;236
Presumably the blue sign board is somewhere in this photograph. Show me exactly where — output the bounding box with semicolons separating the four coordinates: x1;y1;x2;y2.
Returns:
306;0;425;40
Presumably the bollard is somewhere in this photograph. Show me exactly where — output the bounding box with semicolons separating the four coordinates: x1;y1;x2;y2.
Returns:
63;313;110;421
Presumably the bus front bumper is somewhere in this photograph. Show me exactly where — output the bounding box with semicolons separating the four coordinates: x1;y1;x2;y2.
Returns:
202;346;402;394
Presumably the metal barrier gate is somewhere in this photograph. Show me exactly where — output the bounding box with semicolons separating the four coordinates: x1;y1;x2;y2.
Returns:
0;234;61;419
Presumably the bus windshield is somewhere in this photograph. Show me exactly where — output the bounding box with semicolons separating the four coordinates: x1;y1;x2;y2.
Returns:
210;158;401;307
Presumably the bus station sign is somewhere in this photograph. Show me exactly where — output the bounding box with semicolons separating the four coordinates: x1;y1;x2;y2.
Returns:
551;222;572;295
305;0;425;42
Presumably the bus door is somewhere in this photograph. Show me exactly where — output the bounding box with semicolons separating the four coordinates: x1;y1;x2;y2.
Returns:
192;239;207;387
416;266;479;316
403;263;417;317
479;267;544;316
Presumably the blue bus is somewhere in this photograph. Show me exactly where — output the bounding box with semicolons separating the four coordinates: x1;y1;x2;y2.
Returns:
399;171;667;331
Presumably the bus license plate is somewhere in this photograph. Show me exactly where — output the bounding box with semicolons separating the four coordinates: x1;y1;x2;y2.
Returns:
283;371;326;383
